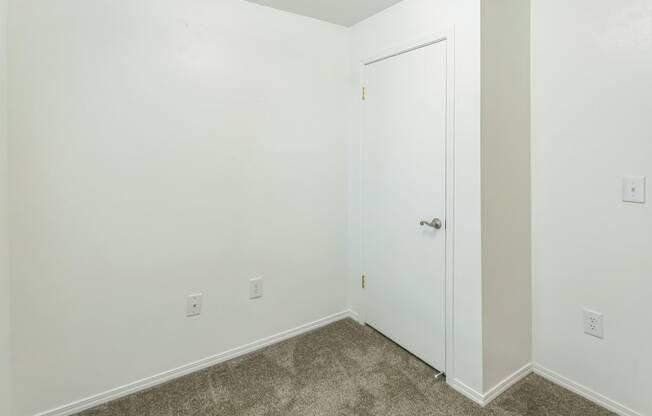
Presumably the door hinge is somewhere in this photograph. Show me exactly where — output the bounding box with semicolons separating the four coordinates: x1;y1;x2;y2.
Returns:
361;87;366;101
361;275;366;289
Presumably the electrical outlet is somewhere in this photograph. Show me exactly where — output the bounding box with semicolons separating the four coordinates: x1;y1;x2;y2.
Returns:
583;309;604;339
186;294;203;317
249;278;263;300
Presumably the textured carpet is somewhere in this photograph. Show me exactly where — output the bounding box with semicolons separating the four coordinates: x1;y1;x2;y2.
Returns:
77;319;613;415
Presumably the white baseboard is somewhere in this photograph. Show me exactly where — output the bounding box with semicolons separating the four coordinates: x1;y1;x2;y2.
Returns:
36;310;357;416
451;362;643;415
448;378;485;405
533;364;644;416
448;362;533;407
348;309;361;324
482;362;533;405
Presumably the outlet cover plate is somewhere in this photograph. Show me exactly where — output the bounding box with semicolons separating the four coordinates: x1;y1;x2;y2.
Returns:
187;294;203;317
623;176;646;203
583;308;604;339
249;278;263;300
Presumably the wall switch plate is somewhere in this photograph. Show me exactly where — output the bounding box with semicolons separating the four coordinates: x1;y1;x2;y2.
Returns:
623;176;646;203
186;294;203;317
583;309;604;339
249;278;263;300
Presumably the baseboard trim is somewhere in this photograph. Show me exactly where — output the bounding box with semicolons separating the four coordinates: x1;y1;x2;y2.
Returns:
452;362;643;414
348;309;361;324
36;310;357;416
448;379;485;405
482;362;533;405
448;362;533;407
533;364;644;416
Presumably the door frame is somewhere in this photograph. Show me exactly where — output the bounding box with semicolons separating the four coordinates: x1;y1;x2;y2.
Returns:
357;27;456;380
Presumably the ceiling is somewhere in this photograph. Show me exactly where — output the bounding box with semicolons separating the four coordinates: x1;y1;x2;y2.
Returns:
243;0;405;27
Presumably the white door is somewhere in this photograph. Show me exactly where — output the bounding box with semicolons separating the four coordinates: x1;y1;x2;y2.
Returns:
362;41;447;371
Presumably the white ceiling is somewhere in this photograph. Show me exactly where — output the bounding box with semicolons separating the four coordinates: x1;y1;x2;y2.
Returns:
244;0;405;26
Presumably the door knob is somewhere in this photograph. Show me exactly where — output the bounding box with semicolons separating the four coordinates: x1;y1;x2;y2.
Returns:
420;218;442;230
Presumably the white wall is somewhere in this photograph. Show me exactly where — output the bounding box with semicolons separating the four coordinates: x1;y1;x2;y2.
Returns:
8;1;350;414
13;1;651;415
348;0;485;394
481;0;531;392
532;0;652;414
0;0;11;414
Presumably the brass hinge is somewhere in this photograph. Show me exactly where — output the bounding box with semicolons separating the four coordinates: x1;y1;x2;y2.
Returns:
361;87;366;101
362;275;366;289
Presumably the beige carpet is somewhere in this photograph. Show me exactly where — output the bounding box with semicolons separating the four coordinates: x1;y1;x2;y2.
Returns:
77;319;613;415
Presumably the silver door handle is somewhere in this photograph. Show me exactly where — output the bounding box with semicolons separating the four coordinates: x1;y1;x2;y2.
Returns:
420;218;442;230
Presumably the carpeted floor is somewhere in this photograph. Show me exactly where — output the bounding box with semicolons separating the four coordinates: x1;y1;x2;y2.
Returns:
77;319;614;415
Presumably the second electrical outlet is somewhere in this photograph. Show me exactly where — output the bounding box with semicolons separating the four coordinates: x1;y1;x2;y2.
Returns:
186;294;203;317
249;277;263;299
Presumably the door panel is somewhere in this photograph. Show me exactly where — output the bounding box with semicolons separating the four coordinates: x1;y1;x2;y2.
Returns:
362;41;447;371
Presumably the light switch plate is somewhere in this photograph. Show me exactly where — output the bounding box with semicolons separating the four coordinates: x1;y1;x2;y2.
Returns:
623;176;646;203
